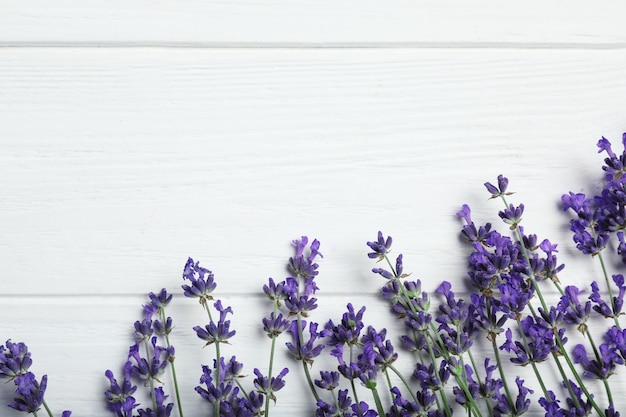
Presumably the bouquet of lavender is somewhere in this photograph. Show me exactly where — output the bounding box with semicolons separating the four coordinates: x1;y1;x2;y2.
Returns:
3;134;626;417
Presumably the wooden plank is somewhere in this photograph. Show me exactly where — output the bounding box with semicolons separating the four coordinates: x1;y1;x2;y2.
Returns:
1;47;624;298
1;0;626;46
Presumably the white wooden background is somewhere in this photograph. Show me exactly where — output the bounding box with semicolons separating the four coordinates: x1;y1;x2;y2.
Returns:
2;2;626;416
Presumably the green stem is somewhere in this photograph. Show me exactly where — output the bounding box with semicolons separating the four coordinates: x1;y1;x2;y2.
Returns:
264;334;278;417
215;342;222;416
235;378;251;401
143;342;158;412
585;326;614;405
490;338;514;412
597;252;622;330
553;334;605;416
350;378;363;416
553;353;581;408
160;309;184;417
467;350;494;417
296;314;320;402
424;334;454;417
202;301;221;417
387;364;419;404
370;386;386;417
384;368;394;394
41;401;52;417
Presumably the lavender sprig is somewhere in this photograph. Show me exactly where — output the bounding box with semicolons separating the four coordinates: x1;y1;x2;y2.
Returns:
0;340;71;417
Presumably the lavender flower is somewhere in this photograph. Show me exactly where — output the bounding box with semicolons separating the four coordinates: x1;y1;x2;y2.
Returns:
7;372;46;413
104;362;138;417
485;174;511;198
366;231;393;260
289;236;323;279
314;371;340;390
315;389;353;417
134;318;154;342
499;203;524;230
572;342;623;380
262;312;290;338
0;340;32;380
181;257;217;301
557;285;592;332
322;303;366;347
285;320;325;365
128;337;173;383
148;288;173;311
136;387;174;417
194;300;236;346
253;367;289;403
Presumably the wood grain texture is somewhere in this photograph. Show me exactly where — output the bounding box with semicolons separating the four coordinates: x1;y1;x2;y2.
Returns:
2;0;626;46
2;46;626;416
3;2;626;415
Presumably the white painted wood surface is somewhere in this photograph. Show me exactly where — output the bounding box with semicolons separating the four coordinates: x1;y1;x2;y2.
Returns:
2;2;626;416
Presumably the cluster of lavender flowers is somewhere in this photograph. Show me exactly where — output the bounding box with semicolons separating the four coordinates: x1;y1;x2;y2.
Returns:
0;341;71;417
2;134;626;417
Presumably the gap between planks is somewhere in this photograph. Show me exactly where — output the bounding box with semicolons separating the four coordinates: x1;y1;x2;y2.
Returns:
2;41;626;50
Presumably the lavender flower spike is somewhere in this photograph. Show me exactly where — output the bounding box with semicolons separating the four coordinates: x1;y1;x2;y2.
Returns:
485;174;511;199
8;372;47;413
181;258;217;302
0;340;32;380
367;231;392;260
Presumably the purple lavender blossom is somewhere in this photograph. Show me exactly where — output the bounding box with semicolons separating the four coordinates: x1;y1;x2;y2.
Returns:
485;174;511;199
413;362;450;391
104;362;138;417
253;367;289;403
500;317;558;366
389;385;438;416
351;401;378;417
262;278;287;306
134;318;154;342
598;134;626;180
153;316;173;337
562;135;626;260
0;340;32;380
492;376;533;417
557;285;592;331
573;342;624;380
262;312;290;338
605;326;626;362
136;387;174;417
457;204;493;244
451;364;479;408
195;363;260;417
7;372;46;413
366;231;393;260
498;203;524;230
322;303;366;347
280;237;323;318
469;294;513;341
285;320;325;365
436;281;478;355
147;288;173;311
315;389;352;417
314;371;340;391
289;236;323;278
194;300;236;346
128;338;173;383
217;356;244;382
181;258;217;301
